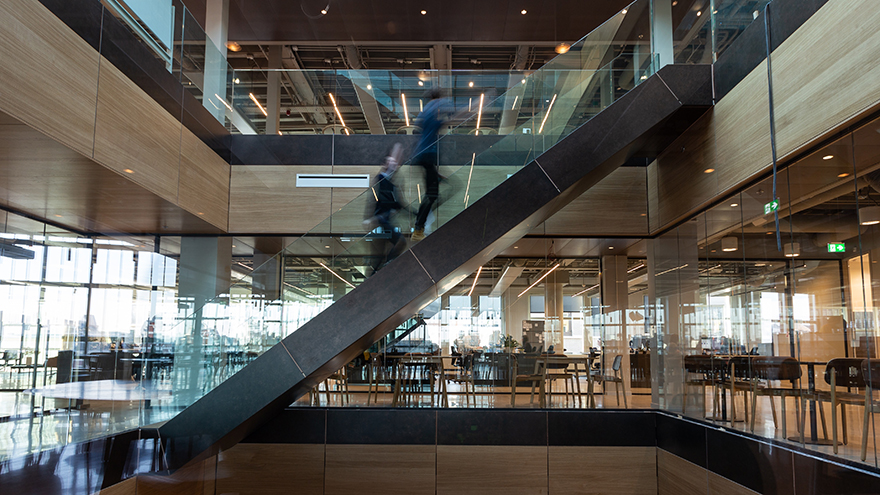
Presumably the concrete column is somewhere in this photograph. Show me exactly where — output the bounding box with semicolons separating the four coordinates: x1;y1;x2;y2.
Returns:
601;255;630;398
252;238;283;302
647;222;699;411
176;237;233;401
545;270;567;351
203;0;230;121
651;0;675;68
266;45;282;134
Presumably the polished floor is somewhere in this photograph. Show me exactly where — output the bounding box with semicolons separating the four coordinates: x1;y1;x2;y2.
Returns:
2;369;879;469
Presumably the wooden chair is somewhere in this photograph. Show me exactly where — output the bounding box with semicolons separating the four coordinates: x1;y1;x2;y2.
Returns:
440;354;476;407
750;357;802;438
684;355;721;418
727;356;755;424
510;354;546;407
814;358;866;454
861;359;880;461
595;355;626;408
541;355;578;408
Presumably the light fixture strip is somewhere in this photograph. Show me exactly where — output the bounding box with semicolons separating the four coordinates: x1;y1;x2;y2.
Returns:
464;152;476;204
328;93;347;129
573;284;600;297
518;263;561;298
512;95;519;110
627;263;645;274
467;266;483;297
319;262;356;288
215;94;233;111
401;93;410;127
249;92;268;117
538;93;557;134
476;93;484;130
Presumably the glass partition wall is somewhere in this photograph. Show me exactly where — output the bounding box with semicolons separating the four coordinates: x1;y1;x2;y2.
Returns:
654;115;880;466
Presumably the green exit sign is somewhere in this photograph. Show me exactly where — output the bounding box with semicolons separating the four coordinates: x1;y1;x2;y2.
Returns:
764;199;780;215
828;242;845;253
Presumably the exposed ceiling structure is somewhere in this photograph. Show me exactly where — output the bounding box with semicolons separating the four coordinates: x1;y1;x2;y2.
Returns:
176;0;760;135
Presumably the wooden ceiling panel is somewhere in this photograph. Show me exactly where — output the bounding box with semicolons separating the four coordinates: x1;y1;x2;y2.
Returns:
0;112;224;235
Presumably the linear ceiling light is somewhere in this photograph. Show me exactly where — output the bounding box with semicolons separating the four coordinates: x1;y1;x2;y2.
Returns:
328;93;347;130
538;93;557;134
512;95;518;110
401;93;410;127
476;93;484;130
573;284;599;297
319;262;356;288
464;153;476;205
215;94;232;111
467;266;483;297
518;263;561;298
249;93;268;116
627;263;645;273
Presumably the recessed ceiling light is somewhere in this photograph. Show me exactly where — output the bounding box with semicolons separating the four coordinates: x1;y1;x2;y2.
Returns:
54;214;63;218
513;246;519;249
622;9;628;14
420;9;427;15
704;168;715;173
366;84;372;90
521;9;527;14
730;203;739;207
233;78;240;84
555;43;570;54
640;213;647;216
198;212;204;216
418;81;423;86
468;81;474;87
838;172;850;178
608;246;614;250
325;245;331;248
823;155;834;160
696;10;702;16
124;169;134;174
320;8;327;15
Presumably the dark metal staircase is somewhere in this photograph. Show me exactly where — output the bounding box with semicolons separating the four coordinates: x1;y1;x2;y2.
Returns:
157;64;713;470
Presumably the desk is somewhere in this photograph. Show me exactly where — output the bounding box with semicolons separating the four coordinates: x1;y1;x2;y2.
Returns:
27;379;170;401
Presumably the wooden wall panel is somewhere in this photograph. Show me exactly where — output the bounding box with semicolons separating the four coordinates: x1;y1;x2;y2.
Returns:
329;165;381;233
549;446;656;495
93;59;181;204
178;128;230;230
230;166;333;233
648;67;771;233
325;444;435;495
708;472;760;495
216;443;324;495
93;477;137;495
0;0;99;157
657;449;707;495
538;167;649;236
436;445;548;495
773;0;880;159
137;455;215;495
